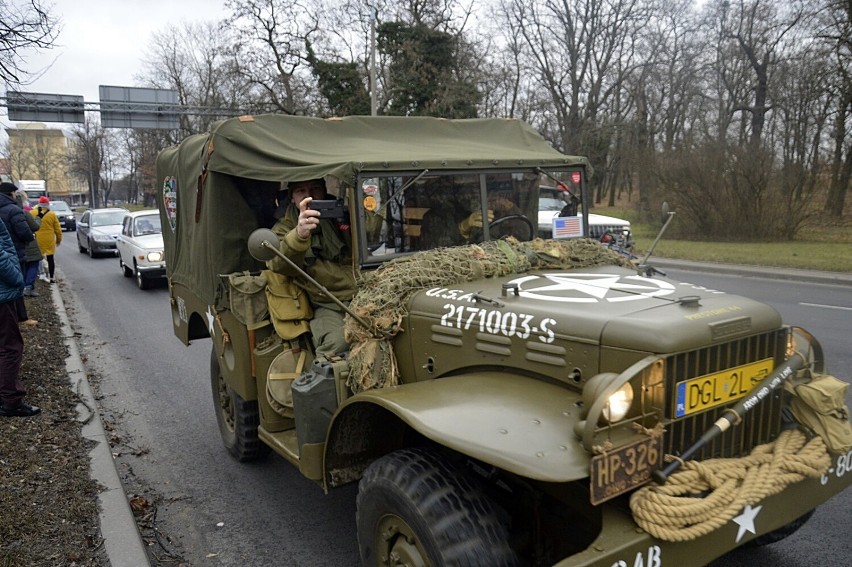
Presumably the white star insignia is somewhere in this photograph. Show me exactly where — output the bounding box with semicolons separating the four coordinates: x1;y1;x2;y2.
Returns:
527;274;619;301
206;305;216;335
509;273;675;303
732;504;763;543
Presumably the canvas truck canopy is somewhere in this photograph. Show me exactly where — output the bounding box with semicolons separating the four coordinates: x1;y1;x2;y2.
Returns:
155;114;592;304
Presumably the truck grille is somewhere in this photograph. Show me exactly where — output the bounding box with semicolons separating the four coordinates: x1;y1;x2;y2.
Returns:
589;225;628;239
663;329;788;460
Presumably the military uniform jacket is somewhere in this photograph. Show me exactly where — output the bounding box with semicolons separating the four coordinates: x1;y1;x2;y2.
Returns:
269;204;357;305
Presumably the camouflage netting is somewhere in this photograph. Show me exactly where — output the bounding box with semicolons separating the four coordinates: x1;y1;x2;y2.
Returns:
343;238;633;392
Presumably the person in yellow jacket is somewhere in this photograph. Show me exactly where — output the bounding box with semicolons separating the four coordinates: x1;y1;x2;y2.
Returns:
31;196;62;283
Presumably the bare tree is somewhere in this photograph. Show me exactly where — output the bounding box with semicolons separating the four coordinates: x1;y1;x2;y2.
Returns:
497;0;651;200
627;0;706;222
223;0;324;114
125;129;166;208
818;0;852;218
719;0;807;148
98;129;120;205
67;118;106;208
0;0;60;84
140;21;251;137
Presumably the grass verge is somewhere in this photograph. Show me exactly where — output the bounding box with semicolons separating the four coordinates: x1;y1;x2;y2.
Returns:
599;206;852;273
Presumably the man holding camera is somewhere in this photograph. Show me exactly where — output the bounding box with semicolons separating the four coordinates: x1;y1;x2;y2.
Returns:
269;178;356;355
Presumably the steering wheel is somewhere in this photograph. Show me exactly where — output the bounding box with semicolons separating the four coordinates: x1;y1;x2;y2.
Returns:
488;214;535;241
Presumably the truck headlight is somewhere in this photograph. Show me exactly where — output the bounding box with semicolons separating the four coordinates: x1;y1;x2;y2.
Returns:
583;372;635;424
603;383;634;422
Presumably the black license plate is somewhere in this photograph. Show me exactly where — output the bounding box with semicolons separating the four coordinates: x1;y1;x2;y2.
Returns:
590;436;663;505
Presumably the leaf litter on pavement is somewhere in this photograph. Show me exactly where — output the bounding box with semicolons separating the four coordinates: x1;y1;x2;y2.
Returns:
0;286;189;566
0;288;104;565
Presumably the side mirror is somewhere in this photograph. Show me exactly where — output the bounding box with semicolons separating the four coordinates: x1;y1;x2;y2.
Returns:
247;228;280;262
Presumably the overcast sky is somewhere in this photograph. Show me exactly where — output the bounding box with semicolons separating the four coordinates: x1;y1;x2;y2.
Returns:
2;0;228;133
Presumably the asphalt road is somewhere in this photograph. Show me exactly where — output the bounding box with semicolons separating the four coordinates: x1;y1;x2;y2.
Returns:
56;243;360;566
54;242;851;566
659;266;852;567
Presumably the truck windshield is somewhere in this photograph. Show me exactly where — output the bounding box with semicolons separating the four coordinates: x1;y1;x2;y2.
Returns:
357;168;586;264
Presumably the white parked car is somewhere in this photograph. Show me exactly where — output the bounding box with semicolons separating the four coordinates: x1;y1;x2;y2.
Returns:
538;185;632;240
116;210;166;290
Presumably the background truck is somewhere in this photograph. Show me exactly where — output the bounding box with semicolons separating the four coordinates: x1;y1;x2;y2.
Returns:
17;179;47;205
156;114;851;566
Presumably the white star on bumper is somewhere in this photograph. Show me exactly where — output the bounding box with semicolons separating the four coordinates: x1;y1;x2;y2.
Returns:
733;503;763;543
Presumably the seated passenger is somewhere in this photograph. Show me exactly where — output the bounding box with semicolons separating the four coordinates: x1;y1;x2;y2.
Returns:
418;180;493;249
267;178;356;356
420;193;530;248
486;192;531;240
419;204;492;249
557;183;579;217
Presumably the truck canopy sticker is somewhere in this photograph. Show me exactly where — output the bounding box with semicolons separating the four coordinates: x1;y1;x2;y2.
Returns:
507;273;676;303
162;176;177;232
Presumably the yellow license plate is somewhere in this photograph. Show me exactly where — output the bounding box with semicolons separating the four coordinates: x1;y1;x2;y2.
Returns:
590;436;662;505
674;358;774;418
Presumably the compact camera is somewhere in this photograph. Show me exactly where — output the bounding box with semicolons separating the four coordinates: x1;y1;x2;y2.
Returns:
309;199;346;220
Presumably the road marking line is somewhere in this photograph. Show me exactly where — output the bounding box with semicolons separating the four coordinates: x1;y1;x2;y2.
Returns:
800;302;852;311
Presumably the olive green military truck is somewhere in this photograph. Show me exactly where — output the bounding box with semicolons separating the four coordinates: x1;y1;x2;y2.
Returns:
156;115;851;566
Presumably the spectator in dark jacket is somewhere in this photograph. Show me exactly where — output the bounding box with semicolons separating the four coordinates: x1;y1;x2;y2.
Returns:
0;217;40;417
0;183;35;260
0;183;37;326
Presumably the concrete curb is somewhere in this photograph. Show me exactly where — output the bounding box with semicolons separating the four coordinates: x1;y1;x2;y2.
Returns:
52;281;150;567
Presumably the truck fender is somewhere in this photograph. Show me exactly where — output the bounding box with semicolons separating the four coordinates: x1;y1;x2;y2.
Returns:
324;372;590;486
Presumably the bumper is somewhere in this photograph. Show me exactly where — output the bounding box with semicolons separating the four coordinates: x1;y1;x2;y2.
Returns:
554;458;852;566
137;264;166;279
91;240;118;254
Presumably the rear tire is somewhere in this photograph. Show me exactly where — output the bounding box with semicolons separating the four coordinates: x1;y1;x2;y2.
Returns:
210;346;269;461
357;447;518;567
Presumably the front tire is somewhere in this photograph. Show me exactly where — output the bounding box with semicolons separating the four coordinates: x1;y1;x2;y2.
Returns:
87;240;95;258
357;447;518;567
210;346;269;461
135;262;149;289
120;258;132;277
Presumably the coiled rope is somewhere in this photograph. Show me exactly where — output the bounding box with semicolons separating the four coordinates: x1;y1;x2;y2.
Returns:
629;429;830;541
